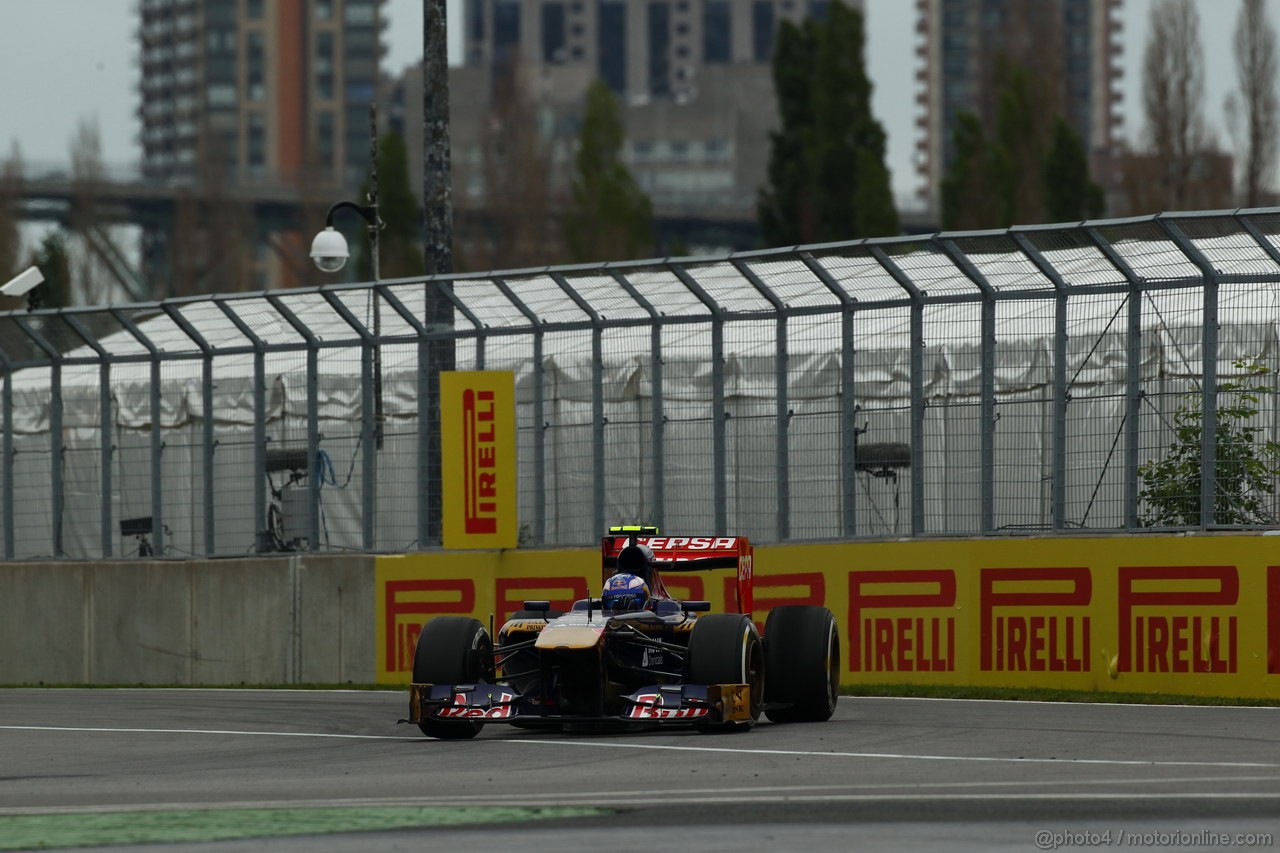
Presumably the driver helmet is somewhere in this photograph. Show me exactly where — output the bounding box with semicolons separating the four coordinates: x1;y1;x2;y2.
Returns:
602;573;650;611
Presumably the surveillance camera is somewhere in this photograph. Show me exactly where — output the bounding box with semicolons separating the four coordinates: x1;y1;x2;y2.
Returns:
1;266;43;298
310;227;349;273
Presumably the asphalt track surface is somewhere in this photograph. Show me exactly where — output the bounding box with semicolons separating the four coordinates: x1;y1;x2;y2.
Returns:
3;690;1280;851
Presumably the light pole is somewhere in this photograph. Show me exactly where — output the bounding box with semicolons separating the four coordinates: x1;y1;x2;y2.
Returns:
310;196;385;451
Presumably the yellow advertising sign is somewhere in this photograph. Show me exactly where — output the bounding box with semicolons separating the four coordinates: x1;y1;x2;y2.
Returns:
374;535;1280;698
440;371;516;549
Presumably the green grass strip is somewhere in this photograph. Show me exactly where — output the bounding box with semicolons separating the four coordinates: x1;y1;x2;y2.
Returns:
842;682;1280;707
0;806;606;850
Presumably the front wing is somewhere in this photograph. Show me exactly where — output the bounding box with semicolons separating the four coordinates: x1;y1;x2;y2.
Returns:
406;681;752;726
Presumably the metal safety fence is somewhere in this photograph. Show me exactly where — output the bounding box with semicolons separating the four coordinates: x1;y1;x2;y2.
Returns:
5;208;1280;559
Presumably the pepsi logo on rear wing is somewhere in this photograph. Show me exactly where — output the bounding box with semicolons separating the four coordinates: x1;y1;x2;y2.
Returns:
605;536;743;561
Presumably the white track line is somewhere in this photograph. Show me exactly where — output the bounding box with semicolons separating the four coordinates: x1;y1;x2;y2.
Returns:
6;790;1280;817
3;723;1280;768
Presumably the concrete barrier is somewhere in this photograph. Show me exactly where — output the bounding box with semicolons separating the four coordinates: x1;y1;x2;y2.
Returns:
0;555;375;685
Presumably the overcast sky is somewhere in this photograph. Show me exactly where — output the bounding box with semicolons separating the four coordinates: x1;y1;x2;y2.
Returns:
0;0;1251;202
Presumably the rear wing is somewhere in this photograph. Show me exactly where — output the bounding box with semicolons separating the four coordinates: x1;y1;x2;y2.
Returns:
601;533;754;615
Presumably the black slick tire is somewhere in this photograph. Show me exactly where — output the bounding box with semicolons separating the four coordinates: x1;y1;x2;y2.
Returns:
412;616;494;739
685;613;764;732
763;605;839;723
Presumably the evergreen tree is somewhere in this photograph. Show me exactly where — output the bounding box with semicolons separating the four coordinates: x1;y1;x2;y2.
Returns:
357;131;423;281
941;112;1000;230
759;20;819;246
29;231;72;310
564;80;654;263
759;1;897;246
1042;118;1105;222
942;60;1105;229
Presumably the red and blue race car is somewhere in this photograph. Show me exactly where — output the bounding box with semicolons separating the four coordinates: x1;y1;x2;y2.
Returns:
405;526;839;738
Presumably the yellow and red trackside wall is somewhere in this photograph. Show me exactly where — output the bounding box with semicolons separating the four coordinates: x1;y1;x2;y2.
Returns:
376;536;1280;699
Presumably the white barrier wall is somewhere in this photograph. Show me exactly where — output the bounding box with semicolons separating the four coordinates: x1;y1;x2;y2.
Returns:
0;555;374;685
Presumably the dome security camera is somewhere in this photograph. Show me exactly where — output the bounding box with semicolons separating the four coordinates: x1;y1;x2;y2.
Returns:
310;227;350;273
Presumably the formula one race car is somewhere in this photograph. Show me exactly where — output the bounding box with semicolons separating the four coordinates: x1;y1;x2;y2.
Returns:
405;526;840;739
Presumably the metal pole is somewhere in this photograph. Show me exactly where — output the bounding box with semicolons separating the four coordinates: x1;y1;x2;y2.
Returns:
1158;216;1219;527
423;0;455;547
608;268;665;530
1012;232;1069;530
1086;227;1143;529
161;306;215;555
15;317;64;556
213;298;268;553
799;252;858;537
493;278;543;542
1;354;11;559
870;247;926;535
731;258;789;541
669;264;728;535
550;273;605;537
939;240;997;534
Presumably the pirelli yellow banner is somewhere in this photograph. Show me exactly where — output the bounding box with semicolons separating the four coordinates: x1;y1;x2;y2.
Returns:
440;371;517;549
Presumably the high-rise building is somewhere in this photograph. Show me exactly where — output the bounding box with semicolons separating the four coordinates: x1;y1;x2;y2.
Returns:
137;0;386;290
914;0;1124;216
394;0;861;259
138;0;384;190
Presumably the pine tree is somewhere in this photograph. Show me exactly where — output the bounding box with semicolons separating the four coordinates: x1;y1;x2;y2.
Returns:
759;1;897;246
358;131;423;280
1042;118;1105;222
30;231;72;310
564;80;654;263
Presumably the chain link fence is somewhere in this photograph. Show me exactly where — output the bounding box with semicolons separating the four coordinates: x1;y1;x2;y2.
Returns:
5;209;1280;559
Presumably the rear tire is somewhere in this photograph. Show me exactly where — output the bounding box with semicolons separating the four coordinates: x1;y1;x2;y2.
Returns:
685;614;764;732
413;616;494;739
763;606;839;723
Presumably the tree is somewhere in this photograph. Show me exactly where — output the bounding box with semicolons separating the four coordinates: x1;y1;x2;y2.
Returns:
759;1;897;245
465;67;561;270
941;112;1001;230
1226;0;1279;207
564;80;653;264
941;62;1102;229
0;143;23;287
1142;0;1212;209
29;231;72;310
759;20;818;246
357;131;424;281
1043;118;1105;222
1138;360;1280;526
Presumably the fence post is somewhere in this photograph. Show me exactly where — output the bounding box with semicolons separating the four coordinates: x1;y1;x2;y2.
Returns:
669;264;728;535
17;317;64;556
550;272;606;537
1158;216;1219;528
0;351;11;559
1012;231;1069;530
799;252;858;537
63;315;114;557
111;309;166;556
214;298;269;554
161;306;215;555
1084;227;1143;529
731;256;790;540
493;277;546;543
870;247;926;534
267;294;321;552
608;268;665;530
939;241;997;533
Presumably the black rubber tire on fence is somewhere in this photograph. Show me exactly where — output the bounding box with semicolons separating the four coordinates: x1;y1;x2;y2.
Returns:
763;605;840;723
412;616;494;740
685;614;764;732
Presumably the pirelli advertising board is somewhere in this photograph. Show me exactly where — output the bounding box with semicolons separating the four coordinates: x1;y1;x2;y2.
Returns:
440;371;516;549
376;535;1280;698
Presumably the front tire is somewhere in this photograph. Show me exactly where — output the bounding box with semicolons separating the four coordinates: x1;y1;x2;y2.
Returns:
413;616;493;739
686;614;764;731
763;606;839;723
